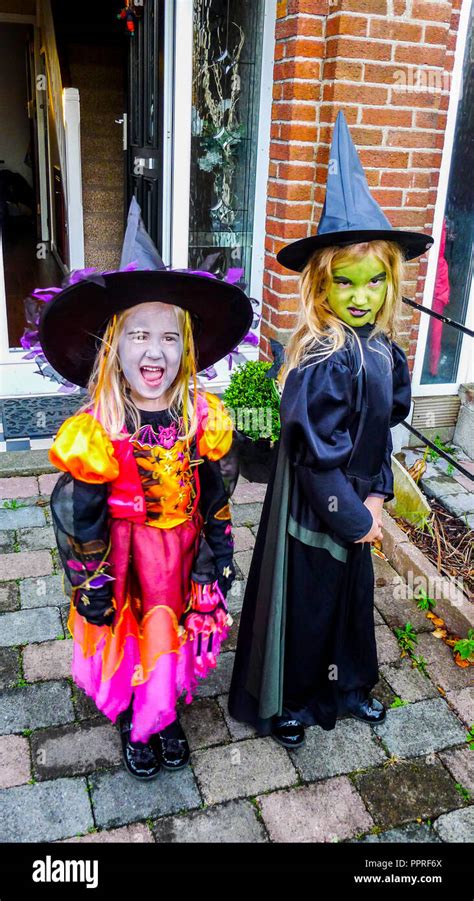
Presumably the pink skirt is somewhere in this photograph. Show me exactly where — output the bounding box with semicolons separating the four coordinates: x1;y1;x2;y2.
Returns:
67;513;231;743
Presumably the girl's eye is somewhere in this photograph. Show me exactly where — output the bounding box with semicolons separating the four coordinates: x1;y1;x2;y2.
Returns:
133;334;146;342
369;279;384;287
164;335;178;342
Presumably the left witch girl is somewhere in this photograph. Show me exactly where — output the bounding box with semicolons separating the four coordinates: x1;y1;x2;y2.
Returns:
38;268;252;781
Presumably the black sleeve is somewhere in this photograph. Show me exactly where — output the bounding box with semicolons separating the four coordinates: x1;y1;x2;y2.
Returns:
197;456;235;597
50;473;114;624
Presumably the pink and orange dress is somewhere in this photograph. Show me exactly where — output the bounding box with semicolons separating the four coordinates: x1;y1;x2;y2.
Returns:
48;390;236;743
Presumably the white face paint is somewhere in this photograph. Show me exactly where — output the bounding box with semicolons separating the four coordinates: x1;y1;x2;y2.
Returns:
117;302;183;411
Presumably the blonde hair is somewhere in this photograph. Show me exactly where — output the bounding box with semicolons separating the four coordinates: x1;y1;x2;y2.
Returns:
279;240;405;387
77;303;199;443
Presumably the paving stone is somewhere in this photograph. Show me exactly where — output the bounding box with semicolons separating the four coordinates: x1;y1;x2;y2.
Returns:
374;698;466;758
31;721;122;780
352;823;441;843
433;806;474;842
0;450;55;479
0;582;19;613
71;684;110;725
422;477;460;498
375;624;401;665
290;718;387;781
381;658;438;703
0;549;52;582
374;585;434;633
38;473;60;496
232;480;267;505
0;530;15;554
17;526;56;552
258;776;373;842
23;639;73;681
20;573;68;608
233;551;253;580
446;687;474;726
0;477;39;499
59;823;154;843
222;610;241;652
195;650;235;698
373;606;384;625
233;527;255;552
416;633;474;692
231;502;263;527
218;694;258;741
0;647;20;689
0;776;93;842
0;506;46;530
439;747;474;796
191;737;297;804
152;798;268;843
0;681;74;734
0;607;62;647
353;759;461;830
0;734;31;787
177;697;230;750
89;766;201;830
226;579;246;615
440;492;474;517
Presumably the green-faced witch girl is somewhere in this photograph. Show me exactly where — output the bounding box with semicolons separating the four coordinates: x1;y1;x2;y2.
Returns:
228;111;434;747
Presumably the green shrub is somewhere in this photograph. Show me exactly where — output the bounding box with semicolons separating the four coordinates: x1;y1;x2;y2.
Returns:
223;360;281;442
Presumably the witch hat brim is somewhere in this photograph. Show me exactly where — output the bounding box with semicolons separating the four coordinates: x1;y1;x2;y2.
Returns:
39;269;253;388
277;111;434;272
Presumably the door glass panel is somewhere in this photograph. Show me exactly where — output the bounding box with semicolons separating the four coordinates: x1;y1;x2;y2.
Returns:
421;6;473;385
188;0;265;287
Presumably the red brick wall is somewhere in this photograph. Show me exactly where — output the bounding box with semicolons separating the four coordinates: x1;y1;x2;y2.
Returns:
261;0;463;375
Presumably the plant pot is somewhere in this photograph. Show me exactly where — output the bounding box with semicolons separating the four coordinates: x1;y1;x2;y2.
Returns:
236;433;276;484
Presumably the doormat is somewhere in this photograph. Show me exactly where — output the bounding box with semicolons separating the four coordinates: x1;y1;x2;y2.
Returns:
1;395;87;439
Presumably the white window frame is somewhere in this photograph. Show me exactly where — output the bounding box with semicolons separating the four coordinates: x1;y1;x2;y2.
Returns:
411;0;473;398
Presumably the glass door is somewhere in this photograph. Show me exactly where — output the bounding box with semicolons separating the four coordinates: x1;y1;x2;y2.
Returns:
414;1;474;395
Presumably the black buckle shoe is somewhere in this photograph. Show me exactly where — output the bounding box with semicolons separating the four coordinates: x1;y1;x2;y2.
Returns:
348;697;386;724
271;713;305;749
153;720;190;770
119;710;161;781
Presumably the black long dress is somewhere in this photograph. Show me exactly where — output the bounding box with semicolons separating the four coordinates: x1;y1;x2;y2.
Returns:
228;323;412;733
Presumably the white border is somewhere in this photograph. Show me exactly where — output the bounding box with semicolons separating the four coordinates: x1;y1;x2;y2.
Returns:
411;0;473;398
161;0;175;266
170;0;193;267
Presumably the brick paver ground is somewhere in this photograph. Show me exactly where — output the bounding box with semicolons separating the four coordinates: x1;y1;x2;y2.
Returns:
0;473;472;843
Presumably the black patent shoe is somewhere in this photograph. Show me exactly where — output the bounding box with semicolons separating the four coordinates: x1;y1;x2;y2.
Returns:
119;711;161;781
153;719;190;770
271;713;305;749
348;696;386;725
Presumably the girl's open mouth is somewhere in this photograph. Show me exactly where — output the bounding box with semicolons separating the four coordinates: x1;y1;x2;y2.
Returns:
140;365;165;386
348;307;370;318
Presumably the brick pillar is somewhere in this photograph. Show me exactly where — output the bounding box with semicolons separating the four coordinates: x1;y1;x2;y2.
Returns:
261;0;461;373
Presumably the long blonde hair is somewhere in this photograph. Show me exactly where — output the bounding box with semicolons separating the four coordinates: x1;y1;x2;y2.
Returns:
77;303;199;443
279;240;405;387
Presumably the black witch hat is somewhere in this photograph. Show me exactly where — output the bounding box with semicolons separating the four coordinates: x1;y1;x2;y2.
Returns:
277;111;434;272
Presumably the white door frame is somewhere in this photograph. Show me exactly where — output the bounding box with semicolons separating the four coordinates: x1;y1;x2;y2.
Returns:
167;0;277;389
411;0;473;398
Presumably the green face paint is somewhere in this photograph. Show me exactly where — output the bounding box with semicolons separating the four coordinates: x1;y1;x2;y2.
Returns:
327;254;388;327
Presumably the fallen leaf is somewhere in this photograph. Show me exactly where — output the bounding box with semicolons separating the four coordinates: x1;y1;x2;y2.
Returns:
432;628;447;639
436;685;446;696
431;616;445;627
454;652;470;669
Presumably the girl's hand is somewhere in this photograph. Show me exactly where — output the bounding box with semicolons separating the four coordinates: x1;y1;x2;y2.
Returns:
363;495;385;529
354;514;383;544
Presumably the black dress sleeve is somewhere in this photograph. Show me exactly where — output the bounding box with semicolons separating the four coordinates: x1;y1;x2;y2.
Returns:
281;353;374;543
50;473;114;625
369;341;412;500
197;456;235;598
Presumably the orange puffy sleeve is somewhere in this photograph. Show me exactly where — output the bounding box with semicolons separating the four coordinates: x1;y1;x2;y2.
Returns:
48;412;119;483
198;391;234;461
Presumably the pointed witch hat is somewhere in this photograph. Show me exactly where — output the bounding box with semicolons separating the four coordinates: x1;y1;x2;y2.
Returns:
277;111;434;272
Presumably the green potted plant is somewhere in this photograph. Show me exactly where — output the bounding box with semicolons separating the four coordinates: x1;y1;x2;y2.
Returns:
223;359;281;483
